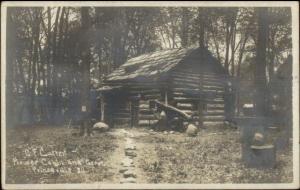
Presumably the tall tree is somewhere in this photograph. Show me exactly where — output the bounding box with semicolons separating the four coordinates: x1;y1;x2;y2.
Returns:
80;7;92;116
180;7;189;47
254;7;269;116
198;8;206;48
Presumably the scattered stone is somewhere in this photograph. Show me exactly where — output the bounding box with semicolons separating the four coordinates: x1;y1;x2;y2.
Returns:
186;124;198;137
126;138;134;143
120;177;136;183
121;158;133;166
93;122;109;132
163;131;168;135
125;145;136;150
123;170;137;178
169;131;175;134
119;167;129;173
125;150;137;157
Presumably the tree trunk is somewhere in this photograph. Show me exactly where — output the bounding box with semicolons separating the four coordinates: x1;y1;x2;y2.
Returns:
46;7;52;95
198;8;205;48
6;8;17;127
236;33;249;115
254;7;269;116
29;8;42;124
180;8;189;47
80;7;91;118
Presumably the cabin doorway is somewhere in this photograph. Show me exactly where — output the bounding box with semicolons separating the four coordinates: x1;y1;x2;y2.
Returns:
130;98;139;127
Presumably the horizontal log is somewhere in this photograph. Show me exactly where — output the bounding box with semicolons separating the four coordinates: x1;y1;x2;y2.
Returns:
204;110;225;115
203;121;224;126
172;77;200;83
139;104;150;109
139;115;156;120
172;88;201;94
203;85;224;90
173;71;227;79
173;81;200;88
143;94;161;98
139;109;154;115
207;104;225;108
129;89;160;94
172;73;201;81
139;120;158;126
205;99;224;104
203;115;225;121
113;113;130;118
113;118;131;123
173;70;229;78
176;103;193;109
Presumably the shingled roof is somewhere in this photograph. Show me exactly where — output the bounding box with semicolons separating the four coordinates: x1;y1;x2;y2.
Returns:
105;46;224;83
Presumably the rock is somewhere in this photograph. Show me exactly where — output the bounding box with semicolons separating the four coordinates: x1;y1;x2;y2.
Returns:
125;145;136;150
186;124;198;137
119;167;129;173
163;131;168;135
169;131;175;134
93;122;109;132
253;133;265;146
120;177;136;183
121;158;134;167
123;170;137;178
126;139;134;145
125;150;137;157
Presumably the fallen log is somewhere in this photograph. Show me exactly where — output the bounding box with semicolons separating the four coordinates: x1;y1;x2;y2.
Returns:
151;100;192;121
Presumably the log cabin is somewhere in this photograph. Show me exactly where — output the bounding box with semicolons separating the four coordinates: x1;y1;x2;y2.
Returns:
97;47;233;128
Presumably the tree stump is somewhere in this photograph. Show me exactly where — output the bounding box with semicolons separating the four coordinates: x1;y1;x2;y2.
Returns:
246;145;276;168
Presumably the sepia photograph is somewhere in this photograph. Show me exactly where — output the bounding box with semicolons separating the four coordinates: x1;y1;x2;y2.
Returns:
1;1;299;189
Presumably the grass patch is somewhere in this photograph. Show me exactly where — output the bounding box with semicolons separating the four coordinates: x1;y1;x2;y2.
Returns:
138;127;293;183
6;126;117;184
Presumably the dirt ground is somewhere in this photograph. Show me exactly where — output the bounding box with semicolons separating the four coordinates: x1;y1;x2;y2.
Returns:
5;125;293;184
